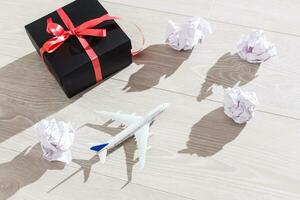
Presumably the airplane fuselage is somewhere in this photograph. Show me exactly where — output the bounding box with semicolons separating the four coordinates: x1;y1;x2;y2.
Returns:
104;103;168;150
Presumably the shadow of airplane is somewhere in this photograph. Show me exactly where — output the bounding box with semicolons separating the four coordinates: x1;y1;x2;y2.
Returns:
47;154;100;193
48;120;139;192
84;121;138;189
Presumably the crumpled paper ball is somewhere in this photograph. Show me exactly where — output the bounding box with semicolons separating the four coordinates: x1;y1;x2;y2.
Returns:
237;30;277;63
35;119;75;164
212;85;259;124
165;17;212;51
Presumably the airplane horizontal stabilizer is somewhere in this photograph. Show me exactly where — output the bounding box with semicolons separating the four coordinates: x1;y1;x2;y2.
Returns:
95;111;141;125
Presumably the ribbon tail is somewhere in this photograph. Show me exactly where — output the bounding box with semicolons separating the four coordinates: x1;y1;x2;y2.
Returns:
77;36;103;82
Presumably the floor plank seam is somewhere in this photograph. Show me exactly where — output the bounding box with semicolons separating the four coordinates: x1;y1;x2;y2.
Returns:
0;53;19;59
112;78;300;121
0;145;196;200
102;0;300;38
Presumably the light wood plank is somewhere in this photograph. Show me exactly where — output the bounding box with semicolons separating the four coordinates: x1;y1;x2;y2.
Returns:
103;0;214;20
103;0;300;36
1;79;300;200
211;0;300;36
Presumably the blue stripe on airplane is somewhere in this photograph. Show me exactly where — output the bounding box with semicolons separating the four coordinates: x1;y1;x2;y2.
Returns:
90;143;109;152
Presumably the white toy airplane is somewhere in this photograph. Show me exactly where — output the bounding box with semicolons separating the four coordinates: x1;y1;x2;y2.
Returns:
90;103;168;168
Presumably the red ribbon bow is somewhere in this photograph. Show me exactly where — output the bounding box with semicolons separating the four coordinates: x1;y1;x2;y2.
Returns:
40;8;119;82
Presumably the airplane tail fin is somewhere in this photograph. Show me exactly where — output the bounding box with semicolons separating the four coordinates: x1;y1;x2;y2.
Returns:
90;143;109;164
99;149;107;164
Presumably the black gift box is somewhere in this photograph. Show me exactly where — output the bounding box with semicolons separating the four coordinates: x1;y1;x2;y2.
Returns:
25;0;132;97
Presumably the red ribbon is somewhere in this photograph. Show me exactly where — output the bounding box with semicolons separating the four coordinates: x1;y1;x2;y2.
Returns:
40;8;119;82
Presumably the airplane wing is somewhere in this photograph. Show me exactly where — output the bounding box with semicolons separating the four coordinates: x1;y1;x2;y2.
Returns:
134;123;150;169
95;111;142;125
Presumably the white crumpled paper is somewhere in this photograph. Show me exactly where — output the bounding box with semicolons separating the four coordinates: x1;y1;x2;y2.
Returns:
35;119;75;163
165;17;212;51
237;30;277;63
212;85;259;124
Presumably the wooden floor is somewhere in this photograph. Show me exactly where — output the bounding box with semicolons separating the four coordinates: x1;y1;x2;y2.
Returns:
0;0;300;199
